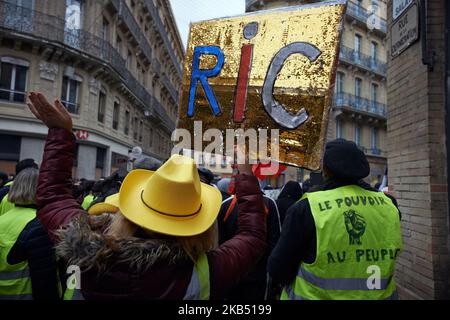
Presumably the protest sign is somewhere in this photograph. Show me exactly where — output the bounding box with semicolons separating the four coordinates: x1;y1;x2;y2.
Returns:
176;1;346;170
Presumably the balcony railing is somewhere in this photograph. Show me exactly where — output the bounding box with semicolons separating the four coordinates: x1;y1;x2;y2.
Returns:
356;146;386;157
0;1;175;131
143;0;182;75
371;148;382;155
162;73;178;102
111;0;178;102
334;92;387;118
357;144;366;153
346;1;387;33
339;45;387;77
111;0;152;63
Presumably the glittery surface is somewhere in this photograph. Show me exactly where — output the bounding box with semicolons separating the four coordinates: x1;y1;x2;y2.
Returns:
177;2;346;170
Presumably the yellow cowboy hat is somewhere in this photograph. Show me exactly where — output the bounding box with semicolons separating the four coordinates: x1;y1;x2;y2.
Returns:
119;154;221;237
87;193;120;215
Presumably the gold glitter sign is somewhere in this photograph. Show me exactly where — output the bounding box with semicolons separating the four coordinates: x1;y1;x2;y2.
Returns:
177;1;346;170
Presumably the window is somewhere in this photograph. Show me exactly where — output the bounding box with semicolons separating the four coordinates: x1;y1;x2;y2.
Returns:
133;116;138;140
371;41;378;61
209;155;217;167
371;128;378;149
336;118;342;139
149;128;153;148
111;152;128;170
354;34;362;60
0;134;21;161
156;133;160;152
124;110;130;135
355;126;361;146
96;147;106;169
5;0;34;32
141;68;146;87
112;100;120;130
336;72;344;94
116;36;122;56
139;120;143;142
0;58;28;103
65;0;82;30
371;83;378;110
126;50;132;70
137;62;142;82
102;18;109;42
97;88;106;123
61;76;80;114
355;78;362;98
221;155;227;168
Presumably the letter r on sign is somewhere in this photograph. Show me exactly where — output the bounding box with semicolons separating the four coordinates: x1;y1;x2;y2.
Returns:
188;46;225;117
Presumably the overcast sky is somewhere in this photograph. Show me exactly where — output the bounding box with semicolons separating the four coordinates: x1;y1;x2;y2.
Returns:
170;0;245;49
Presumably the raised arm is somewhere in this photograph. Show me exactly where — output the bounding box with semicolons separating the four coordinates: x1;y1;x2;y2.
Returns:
208;164;267;300
28;92;85;243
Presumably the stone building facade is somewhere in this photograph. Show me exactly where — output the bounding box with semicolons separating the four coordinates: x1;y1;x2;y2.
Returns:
0;0;183;179
246;0;389;187
387;0;449;299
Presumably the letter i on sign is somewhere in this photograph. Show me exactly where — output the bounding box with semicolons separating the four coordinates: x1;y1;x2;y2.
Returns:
233;22;258;122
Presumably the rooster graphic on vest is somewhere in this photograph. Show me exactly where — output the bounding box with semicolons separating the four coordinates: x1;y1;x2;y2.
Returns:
343;210;366;245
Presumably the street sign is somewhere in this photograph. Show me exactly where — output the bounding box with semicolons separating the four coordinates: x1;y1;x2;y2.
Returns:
75;130;89;140
391;3;419;58
393;0;414;21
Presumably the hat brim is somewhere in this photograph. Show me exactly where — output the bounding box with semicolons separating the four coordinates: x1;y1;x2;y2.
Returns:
105;193;119;207
119;170;222;237
87;193;120;215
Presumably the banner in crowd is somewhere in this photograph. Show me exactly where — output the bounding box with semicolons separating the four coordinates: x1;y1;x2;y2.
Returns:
177;1;346;170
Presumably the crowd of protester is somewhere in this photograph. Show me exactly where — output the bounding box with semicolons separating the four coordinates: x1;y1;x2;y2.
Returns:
0;92;402;300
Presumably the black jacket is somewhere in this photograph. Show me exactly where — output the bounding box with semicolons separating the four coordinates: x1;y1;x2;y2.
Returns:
0;184;10;202
218;194;281;300
8;206;60;300
268;179;401;286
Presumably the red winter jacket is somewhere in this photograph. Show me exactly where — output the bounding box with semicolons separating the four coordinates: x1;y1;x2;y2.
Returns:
36;128;266;300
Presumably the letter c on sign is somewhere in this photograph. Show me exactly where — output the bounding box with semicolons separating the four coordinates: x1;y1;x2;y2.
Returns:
262;42;322;129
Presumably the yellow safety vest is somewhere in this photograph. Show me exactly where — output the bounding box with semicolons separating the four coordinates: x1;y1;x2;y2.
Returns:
0;206;36;299
81;194;95;210
281;185;403;300
0;181;14;216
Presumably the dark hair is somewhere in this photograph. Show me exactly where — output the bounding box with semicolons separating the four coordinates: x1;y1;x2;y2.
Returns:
302;179;312;193
89;170;125;206
16;159;38;175
198;167;214;185
0;171;8;183
278;181;303;200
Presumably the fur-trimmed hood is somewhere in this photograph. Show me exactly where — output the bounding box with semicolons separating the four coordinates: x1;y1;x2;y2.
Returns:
56;214;190;274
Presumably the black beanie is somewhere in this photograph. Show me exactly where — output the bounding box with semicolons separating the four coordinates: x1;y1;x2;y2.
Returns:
16;158;39;175
323;139;370;182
